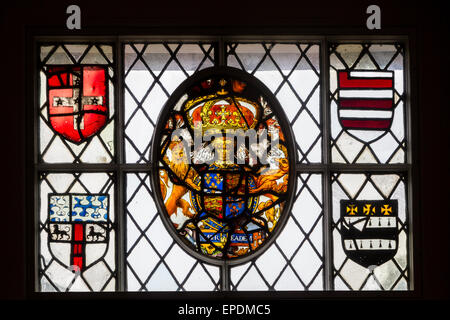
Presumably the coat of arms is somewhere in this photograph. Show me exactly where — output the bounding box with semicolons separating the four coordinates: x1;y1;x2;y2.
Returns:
48;194;110;271
340;199;399;268
47;66;108;144
337;70;395;143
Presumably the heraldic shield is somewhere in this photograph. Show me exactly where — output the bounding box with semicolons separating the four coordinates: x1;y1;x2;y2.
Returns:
337;70;395;143
154;67;294;261
340;200;399;268
47;194;110;271
47;66;108;144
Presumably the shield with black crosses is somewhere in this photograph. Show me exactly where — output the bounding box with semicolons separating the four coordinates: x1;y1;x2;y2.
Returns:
340;199;399;268
47;65;109;144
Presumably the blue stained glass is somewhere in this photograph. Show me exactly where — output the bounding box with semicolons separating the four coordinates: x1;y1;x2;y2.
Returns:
71;195;108;222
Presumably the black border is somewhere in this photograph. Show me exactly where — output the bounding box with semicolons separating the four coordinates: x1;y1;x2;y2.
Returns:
24;35;421;301
25;35;421;299
11;0;448;299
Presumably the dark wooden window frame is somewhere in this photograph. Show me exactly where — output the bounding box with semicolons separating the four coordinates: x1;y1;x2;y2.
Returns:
26;31;420;299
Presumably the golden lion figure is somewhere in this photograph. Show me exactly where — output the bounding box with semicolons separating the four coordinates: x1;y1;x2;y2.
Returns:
160;141;200;228
251;145;289;197
251;144;289;231
257;200;280;232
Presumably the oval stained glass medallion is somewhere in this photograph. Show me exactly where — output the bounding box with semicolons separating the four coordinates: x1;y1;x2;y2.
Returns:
151;67;296;264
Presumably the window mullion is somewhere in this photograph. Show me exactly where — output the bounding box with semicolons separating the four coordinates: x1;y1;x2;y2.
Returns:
216;37;225;67
320;37;334;291
217;37;228;290
221;262;231;291
115;37;126;291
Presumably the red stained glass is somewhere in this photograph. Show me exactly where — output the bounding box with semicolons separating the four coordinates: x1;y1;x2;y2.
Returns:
341;119;391;129
47;66;108;144
338;71;393;88
73;256;83;270
339;99;393;109
73;224;83;241
337;70;394;132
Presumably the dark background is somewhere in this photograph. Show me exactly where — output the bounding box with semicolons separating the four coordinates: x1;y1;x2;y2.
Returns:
1;0;448;303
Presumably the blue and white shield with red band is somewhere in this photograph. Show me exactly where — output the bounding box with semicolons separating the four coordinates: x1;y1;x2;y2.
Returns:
48;194;110;271
340;199;399;268
337;70;394;143
47;65;109;144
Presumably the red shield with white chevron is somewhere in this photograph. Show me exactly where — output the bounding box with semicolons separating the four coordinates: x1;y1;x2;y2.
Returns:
47;66;108;144
337;70;394;142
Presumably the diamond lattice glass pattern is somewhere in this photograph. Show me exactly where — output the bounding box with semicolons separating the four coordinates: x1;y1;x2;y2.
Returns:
126;173;221;291
39;44;115;163
124;43;215;163
230;174;323;291
39;172;116;292
329;44;406;164
227;43;322;163
331;173;409;290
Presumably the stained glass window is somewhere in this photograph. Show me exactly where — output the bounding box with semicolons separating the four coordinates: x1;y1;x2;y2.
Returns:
39;44;115;163
329;44;406;164
34;39;412;293
332;173;409;290
39;172;116;291
153;66;295;262
126;173;221;291
227;43;321;163
124;43;215;163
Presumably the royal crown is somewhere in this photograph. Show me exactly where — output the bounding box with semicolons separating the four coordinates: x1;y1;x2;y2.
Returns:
184;79;260;132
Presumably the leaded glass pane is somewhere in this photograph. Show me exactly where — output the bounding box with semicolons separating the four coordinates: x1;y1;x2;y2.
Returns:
152;67;295;263
126;173;221;291
230;174;323;291
39;44;115;163
39;172;116;292
34;38;412;294
329;44;406;164
124;43;215;163
331;173;409;290
227;43;322;163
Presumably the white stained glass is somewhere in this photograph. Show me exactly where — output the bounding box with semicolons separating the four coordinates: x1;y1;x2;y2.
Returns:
227;43;321;163
231;174;323;291
125;173;220;291
124;43;214;163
